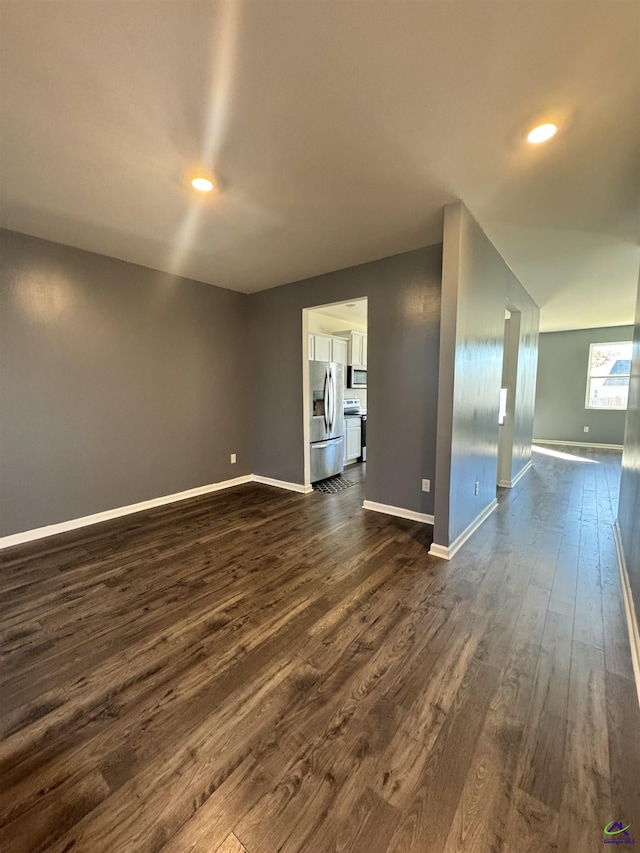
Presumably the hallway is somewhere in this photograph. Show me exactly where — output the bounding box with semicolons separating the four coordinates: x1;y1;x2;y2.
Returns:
0;447;638;852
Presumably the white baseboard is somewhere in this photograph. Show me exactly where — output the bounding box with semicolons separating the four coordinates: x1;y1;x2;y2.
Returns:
613;520;640;711
0;473;314;550
252;475;313;495
0;475;254;550
362;500;434;525
429;498;499;561
511;458;533;487
533;439;623;451
428;542;451;560
498;458;533;489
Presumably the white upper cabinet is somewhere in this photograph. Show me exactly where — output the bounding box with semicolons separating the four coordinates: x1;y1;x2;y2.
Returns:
335;330;367;367
331;336;348;365
308;334;348;365
313;334;332;363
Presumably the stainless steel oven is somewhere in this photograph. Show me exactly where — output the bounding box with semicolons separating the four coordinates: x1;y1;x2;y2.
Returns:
347;365;367;389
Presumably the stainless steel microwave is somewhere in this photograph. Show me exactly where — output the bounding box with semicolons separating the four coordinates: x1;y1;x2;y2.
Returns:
347;366;367;389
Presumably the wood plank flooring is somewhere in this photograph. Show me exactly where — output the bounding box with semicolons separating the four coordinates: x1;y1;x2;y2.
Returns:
1;449;639;852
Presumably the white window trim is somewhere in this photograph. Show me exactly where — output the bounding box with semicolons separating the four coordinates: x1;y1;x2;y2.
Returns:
585;341;632;411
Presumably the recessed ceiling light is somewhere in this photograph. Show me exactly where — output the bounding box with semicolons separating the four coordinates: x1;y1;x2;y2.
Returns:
191;177;214;192
527;123;558;144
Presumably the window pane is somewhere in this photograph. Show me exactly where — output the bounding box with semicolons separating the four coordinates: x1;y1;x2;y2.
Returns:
587;376;629;409
589;342;633;377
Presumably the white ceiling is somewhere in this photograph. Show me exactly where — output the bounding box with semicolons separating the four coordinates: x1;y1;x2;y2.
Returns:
1;0;638;332
317;299;368;326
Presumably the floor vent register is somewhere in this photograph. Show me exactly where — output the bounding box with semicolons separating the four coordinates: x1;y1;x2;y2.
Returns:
312;475;358;493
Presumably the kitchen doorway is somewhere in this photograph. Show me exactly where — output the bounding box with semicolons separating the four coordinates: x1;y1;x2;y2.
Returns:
302;298;368;490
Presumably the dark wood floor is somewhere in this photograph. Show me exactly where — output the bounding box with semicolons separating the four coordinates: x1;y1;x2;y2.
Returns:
1;450;639;852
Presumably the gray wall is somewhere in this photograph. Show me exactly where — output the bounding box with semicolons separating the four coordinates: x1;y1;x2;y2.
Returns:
433;202;539;549
534;325;633;446
0;229;250;537
618;274;640;626
248;246;442;516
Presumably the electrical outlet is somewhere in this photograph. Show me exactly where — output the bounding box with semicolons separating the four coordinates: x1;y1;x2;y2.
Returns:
230;453;237;464
474;480;479;496
422;479;431;492
583;426;590;433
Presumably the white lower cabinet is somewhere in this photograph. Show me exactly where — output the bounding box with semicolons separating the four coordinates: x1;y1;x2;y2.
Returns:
344;417;362;463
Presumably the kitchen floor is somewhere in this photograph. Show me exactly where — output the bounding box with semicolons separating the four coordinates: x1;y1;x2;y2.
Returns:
0;448;638;852
342;461;366;484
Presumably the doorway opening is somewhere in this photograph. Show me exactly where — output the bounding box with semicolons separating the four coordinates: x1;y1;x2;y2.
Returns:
497;304;521;488
302;298;368;490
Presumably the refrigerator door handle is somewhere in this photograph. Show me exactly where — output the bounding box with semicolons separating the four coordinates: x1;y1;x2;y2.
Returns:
324;369;330;432
332;370;336;430
328;366;333;431
332;369;336;430
322;370;326;431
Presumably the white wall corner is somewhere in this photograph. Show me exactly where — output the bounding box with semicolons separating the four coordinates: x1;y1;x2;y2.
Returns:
428;542;451;560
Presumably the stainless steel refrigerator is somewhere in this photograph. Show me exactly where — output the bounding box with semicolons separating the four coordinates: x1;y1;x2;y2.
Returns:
309;361;344;482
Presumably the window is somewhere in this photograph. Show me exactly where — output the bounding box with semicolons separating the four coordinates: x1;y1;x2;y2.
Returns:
498;388;508;425
585;341;632;410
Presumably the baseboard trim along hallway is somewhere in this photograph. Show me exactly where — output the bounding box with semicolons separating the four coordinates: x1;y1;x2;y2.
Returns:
0;474;313;550
362;500;434;525
613;519;640;710
498;458;533;489
429;498;499;560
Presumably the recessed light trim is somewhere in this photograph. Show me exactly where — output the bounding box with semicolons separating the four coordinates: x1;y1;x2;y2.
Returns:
527;123;558;144
191;177;214;192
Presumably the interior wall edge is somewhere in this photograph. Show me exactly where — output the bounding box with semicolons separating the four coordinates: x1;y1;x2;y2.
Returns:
613;520;640;710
